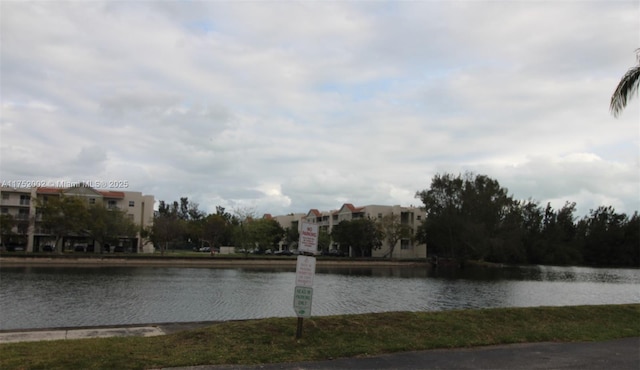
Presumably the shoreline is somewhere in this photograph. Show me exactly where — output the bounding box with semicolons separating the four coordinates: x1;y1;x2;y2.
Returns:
0;255;429;268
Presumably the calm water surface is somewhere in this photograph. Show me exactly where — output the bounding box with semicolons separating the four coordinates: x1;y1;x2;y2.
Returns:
1;265;638;330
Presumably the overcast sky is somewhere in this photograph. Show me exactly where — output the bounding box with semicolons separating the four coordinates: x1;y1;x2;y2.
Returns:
1;1;638;219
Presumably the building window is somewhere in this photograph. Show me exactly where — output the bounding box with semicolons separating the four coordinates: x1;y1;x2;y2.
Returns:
107;200;117;209
417;215;421;221
19;195;30;205
2;194;9;201
1;207;8;214
18;208;29;220
377;213;382;219
89;198;96;204
401;239;411;250
129;201;135;207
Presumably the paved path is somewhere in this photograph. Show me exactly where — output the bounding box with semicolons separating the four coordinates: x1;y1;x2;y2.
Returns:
0;326;166;343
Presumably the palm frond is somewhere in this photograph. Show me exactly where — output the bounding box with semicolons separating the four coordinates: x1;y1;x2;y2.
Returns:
610;50;640;118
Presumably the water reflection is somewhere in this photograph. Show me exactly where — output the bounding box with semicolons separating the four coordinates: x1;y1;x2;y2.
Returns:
1;265;638;330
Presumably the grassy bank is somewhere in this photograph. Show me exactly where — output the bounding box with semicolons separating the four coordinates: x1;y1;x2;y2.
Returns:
1;304;639;370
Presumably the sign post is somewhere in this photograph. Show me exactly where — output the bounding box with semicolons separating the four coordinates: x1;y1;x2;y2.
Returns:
293;222;318;338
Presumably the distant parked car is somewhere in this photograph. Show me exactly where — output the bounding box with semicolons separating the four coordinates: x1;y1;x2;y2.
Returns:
199;247;211;252
74;244;86;252
274;250;293;256
328;249;346;257
42;245;55;252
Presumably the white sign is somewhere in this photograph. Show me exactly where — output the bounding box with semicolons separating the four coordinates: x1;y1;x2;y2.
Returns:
293;286;313;317
295;255;316;287
298;222;319;254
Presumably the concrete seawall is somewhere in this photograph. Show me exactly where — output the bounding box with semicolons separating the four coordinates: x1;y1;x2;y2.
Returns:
0;256;428;268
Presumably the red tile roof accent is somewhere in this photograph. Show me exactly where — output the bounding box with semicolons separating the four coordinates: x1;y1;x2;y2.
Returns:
307;209;321;217
338;203;365;214
36;187;64;194
99;191;125;199
36;187;125;199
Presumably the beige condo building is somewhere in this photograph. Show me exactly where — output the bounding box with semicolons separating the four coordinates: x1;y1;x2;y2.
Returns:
270;203;427;259
0;185;154;253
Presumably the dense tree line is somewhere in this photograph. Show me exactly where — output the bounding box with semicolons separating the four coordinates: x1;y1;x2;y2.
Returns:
153;173;638;267
415;172;639;267
13;173;635;267
149;199;286;255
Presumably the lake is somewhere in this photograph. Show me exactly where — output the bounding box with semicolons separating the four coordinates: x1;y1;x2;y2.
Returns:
1;264;638;330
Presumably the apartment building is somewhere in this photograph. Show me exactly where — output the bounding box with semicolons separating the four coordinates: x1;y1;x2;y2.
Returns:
0;185;154;253
271;203;427;259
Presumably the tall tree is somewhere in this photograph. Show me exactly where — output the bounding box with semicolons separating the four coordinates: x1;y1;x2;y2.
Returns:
538;202;581;265
317;227;331;253
415;172;515;263
178;197;205;221
578;206;634;266
201;213;230;249
86;202;137;253
151;202;184;255
610;49;640;117
331;218;383;257
283;226;300;251
246;218;285;251
379;213;413;259
232;207;257;254
37;195;89;253
0;214;15;239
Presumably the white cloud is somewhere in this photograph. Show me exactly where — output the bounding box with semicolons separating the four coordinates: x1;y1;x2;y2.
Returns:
1;1;638;218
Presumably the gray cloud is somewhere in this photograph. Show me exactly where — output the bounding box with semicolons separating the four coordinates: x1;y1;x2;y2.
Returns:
1;1;638;218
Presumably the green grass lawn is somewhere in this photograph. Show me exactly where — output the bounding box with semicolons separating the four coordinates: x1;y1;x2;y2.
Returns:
1;304;638;370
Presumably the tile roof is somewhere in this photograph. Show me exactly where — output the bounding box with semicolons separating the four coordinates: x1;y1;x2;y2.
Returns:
36;187;64;194
99;191;125;199
36;187;125;199
307;209;321;217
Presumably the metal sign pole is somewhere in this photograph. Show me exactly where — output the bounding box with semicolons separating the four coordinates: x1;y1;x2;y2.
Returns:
293;222;318;339
296;317;303;339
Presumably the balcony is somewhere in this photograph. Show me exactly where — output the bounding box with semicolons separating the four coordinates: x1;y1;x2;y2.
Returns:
0;199;31;207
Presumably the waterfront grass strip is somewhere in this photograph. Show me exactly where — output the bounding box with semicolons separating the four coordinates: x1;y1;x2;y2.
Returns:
1;304;638;370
